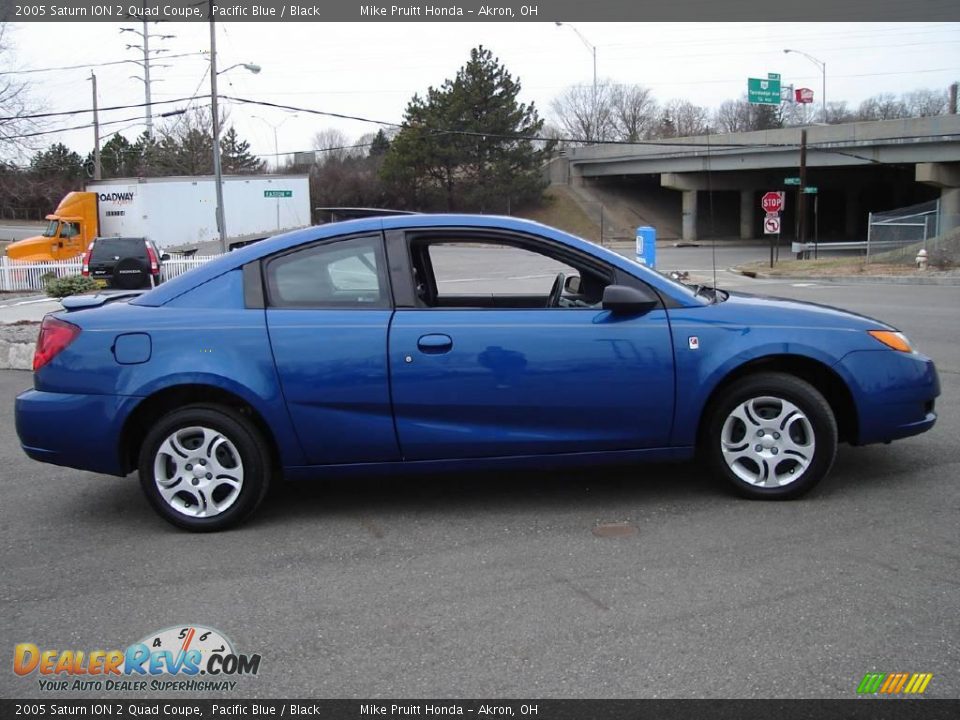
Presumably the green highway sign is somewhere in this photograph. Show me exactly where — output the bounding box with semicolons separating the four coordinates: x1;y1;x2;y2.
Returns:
748;73;781;106
264;190;293;198
784;177;801;186
803;186;819;194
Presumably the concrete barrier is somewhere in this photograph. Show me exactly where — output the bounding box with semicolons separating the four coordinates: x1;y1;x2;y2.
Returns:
0;323;38;370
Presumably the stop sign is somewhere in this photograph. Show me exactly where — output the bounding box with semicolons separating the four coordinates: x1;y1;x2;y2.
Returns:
762;191;784;214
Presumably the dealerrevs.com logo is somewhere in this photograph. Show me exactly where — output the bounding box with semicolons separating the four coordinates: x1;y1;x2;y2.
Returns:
13;625;261;692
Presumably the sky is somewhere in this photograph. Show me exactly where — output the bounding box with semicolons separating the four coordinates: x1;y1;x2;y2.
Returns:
3;20;960;167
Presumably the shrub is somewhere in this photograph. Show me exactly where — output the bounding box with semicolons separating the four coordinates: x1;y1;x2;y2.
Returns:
45;275;100;298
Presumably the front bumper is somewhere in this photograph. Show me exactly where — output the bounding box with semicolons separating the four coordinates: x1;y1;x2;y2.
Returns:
836;350;940;445
15;389;141;476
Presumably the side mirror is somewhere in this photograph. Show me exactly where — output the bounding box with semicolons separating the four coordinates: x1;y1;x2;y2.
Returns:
160;253;170;262
563;275;582;294
602;284;658;316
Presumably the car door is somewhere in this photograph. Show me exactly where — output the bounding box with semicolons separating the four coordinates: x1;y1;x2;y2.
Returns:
264;233;401;465
387;231;676;461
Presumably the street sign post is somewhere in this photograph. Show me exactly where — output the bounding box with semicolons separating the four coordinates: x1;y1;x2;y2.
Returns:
748;73;782;105
764;212;782;268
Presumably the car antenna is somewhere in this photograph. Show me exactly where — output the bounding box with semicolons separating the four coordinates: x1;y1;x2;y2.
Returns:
706;126;718;291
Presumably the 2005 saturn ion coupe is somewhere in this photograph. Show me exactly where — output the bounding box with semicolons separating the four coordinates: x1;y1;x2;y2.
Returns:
16;215;939;531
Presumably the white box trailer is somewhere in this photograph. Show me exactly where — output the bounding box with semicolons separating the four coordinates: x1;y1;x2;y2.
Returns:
88;175;311;250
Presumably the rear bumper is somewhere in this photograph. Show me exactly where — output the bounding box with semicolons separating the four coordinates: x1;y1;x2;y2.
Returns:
15;389;140;476
836;350;940;445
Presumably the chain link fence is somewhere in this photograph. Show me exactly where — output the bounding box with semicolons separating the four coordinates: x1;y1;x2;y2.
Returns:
866;200;959;268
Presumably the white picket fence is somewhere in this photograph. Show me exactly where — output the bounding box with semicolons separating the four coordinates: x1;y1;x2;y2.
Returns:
0;254;224;292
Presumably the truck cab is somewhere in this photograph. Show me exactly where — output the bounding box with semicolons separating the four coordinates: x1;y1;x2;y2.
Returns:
5;192;98;261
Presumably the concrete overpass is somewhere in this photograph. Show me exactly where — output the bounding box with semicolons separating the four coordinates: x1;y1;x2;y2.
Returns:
555;116;960;241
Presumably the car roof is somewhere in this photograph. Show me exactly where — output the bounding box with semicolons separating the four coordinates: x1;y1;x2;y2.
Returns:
132;214;695;307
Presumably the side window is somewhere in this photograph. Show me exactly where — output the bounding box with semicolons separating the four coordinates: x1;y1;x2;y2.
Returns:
415;239;611;309
266;235;389;308
60;222;80;239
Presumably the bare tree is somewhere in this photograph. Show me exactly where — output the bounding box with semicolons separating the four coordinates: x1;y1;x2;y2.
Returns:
549;81;617;144
313;128;361;164
0;23;44;161
657;99;710;138
857;93;908;121
609;84;658;142
825;101;856;125
780;100;817;127
903;88;949;117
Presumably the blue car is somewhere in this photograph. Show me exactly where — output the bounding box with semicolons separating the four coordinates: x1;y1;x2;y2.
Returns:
15;215;939;531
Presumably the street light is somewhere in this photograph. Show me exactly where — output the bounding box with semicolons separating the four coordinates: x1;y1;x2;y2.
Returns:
252;114;296;171
253;114;298;231
784;48;826;124
555;22;598;141
218;62;261;76
209;2;261;251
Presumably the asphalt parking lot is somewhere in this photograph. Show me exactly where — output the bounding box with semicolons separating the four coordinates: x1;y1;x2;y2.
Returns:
0;270;958;700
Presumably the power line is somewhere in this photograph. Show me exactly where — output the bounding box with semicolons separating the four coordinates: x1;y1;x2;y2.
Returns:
0;52;207;77
0;96;201;122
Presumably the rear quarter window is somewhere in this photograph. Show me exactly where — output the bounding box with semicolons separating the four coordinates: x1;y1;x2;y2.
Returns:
90;238;146;261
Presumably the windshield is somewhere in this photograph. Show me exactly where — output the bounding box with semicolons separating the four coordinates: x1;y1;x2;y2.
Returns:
42;220;59;238
621;254;710;303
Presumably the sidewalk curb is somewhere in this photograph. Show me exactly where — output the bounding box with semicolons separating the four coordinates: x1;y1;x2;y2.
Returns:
737;273;960;286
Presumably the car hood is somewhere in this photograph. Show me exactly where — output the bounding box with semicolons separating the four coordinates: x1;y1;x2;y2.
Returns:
5;234;58;262
718;289;896;332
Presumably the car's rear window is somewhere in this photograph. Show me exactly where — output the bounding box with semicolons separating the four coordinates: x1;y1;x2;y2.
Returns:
90;238;146;261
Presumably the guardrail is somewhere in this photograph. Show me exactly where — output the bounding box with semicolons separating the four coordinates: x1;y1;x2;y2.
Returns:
790;240;906;254
0;254;223;292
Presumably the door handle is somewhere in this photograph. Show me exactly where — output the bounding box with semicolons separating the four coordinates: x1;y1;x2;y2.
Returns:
417;334;453;353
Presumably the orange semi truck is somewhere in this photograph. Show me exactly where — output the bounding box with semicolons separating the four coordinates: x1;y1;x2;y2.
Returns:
5;175;311;261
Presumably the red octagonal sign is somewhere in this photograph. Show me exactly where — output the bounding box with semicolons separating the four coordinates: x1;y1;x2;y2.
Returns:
762;191;784;214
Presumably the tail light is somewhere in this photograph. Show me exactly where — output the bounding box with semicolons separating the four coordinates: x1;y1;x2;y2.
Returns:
81;242;94;277
34;316;81;372
146;242;160;275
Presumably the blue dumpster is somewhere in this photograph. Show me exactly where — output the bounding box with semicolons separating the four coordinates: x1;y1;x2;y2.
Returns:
636;226;656;268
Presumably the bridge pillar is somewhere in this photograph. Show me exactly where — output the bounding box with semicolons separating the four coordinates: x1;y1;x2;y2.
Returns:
740;190;755;240
916;162;960;234
682;190;698;242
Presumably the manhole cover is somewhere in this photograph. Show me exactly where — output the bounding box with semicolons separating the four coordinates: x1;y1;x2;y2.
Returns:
592;522;637;538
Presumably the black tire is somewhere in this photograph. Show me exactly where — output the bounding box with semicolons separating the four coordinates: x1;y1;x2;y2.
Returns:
138;404;272;531
703;372;837;499
111;257;148;290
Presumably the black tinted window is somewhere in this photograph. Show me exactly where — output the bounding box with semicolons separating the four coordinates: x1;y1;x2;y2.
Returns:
266;235;389;308
90;238;146;261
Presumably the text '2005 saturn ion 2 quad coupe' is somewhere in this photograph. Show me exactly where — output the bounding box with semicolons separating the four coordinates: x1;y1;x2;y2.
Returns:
16;215;939;531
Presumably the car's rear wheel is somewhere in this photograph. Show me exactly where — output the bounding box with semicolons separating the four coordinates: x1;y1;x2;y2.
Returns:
704;373;837;499
138;404;271;531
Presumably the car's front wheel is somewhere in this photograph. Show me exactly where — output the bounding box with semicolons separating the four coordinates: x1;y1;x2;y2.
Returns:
704;373;837;499
138;404;272;531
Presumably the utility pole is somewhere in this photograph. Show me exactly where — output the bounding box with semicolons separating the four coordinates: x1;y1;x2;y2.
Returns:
142;21;152;136
797;129;808;258
209;4;227;253
120;24;174;137
91;72;101;180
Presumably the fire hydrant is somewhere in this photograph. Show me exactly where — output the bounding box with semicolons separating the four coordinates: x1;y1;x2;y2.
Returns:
916;248;928;270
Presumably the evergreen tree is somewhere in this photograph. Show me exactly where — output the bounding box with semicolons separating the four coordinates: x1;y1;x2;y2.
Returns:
368;129;391;157
382;46;552;212
30;143;84;178
221;126;265;173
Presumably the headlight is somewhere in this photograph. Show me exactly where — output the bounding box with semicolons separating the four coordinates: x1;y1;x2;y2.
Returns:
868;330;913;353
